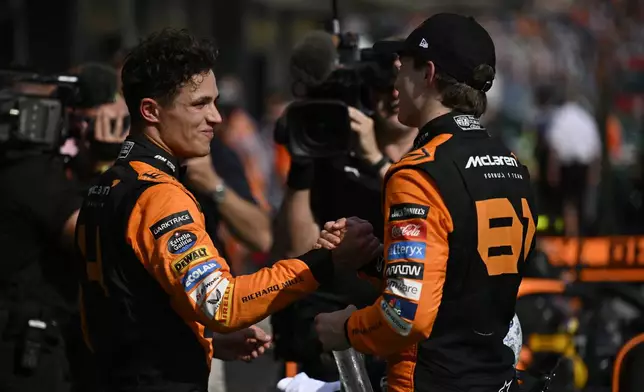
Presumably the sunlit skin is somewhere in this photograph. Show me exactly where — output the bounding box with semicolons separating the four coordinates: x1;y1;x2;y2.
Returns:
140;70;222;158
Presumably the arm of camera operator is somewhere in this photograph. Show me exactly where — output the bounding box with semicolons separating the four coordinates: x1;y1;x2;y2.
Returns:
90;100;130;173
349;107;392;179
271;157;320;258
184;155;272;253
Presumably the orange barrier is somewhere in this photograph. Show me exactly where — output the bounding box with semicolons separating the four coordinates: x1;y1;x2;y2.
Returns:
538;236;644;282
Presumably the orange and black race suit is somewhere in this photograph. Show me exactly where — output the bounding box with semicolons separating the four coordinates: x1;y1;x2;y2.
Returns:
347;112;537;392
75;134;333;391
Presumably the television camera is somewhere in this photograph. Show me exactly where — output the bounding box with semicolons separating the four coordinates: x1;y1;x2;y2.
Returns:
276;0;399;158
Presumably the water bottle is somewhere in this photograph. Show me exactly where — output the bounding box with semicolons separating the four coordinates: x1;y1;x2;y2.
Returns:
333;348;374;392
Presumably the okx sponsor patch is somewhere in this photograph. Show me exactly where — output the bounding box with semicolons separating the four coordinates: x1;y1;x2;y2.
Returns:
150;210;194;239
387;241;426;260
182;260;221;291
382;294;418;321
388;203;429;221
172;247;212;275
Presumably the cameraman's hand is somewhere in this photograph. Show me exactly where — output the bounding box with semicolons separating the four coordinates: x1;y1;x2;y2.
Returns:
93;100;129;144
329;217;381;270
348;107;382;165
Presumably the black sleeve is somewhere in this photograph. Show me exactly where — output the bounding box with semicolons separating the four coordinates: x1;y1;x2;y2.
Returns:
16;156;82;238
210;137;257;204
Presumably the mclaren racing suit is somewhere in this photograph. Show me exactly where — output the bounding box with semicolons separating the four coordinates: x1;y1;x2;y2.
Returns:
75;134;333;391
346;112;537;392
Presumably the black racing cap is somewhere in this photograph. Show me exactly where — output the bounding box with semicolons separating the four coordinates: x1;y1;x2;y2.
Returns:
374;13;496;92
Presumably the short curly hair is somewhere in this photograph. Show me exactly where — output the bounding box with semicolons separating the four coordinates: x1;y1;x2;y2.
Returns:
121;28;218;126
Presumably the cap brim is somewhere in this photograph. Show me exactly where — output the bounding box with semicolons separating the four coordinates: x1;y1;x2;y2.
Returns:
372;40;405;55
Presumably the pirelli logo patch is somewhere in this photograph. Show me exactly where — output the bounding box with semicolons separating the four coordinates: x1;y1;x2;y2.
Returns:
172;247;211;275
150;210;194;239
217;282;234;326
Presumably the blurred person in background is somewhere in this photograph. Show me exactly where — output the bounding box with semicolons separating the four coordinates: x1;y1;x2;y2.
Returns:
259;91;291;212
270;31;417;388
75;28;379;392
544;90;601;236
210;75;273;273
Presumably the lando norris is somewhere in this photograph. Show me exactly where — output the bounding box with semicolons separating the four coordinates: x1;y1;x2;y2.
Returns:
74;29;379;391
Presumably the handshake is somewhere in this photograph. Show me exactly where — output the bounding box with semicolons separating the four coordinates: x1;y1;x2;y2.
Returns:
313;217;383;353
213;217;380;363
313;216;383;271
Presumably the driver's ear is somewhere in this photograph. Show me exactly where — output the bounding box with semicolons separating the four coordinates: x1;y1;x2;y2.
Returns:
140;98;161;124
425;61;437;87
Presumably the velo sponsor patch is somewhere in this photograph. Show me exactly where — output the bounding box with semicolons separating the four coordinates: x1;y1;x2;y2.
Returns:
383;294;418;321
167;230;197;254
385;261;424;279
385;278;422;301
390;221;427;241
150;210;194;239
387;241;426;260
380;299;412;336
388;203;429;221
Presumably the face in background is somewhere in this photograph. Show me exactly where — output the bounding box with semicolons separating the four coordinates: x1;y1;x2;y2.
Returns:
394;56;432;128
147;70;222;159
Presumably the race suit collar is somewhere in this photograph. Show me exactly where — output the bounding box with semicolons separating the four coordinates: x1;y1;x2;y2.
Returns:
116;133;181;178
413;111;488;150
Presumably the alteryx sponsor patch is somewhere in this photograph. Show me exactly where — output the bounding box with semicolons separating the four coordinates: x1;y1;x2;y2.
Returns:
387;241;426;260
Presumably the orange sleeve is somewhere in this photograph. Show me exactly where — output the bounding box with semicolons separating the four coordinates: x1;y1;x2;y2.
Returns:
127;184;333;333
346;168;453;356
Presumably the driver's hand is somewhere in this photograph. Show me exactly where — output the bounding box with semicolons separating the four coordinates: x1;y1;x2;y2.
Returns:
348;106;382;165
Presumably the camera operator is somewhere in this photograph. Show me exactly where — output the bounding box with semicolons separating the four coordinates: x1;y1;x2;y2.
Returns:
65;62;130;191
271;31;417;383
0;78;82;392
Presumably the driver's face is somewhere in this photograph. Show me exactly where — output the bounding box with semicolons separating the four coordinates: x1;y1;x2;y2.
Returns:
376;57;416;134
